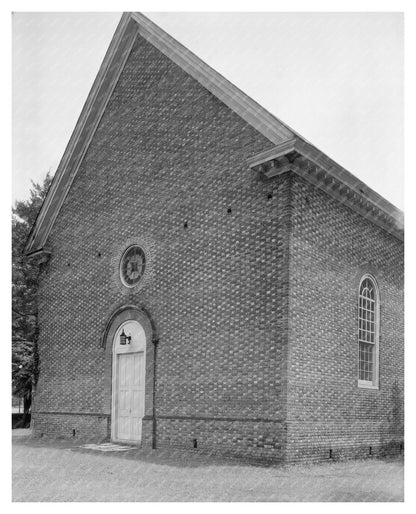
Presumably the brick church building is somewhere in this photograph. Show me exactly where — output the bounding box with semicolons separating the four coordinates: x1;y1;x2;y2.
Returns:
25;13;404;463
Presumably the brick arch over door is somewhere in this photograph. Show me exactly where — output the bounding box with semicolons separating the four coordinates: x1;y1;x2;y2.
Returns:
102;305;155;433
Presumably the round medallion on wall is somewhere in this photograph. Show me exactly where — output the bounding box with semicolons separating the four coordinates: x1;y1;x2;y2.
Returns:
120;245;146;287
111;237;154;295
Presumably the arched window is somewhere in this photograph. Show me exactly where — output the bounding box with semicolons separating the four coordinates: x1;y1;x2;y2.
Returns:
358;275;380;388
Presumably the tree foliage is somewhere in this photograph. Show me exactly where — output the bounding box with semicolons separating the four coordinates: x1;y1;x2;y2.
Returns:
12;173;52;417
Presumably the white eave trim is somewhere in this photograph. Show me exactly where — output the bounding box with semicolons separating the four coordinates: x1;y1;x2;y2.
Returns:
247;137;404;240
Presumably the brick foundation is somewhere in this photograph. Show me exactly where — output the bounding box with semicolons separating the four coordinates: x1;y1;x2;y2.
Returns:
32;412;110;442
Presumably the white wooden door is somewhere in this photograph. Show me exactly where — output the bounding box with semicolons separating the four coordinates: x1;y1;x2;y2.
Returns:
116;351;145;442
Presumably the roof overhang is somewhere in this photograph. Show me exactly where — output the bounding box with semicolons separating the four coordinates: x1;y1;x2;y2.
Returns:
247;138;404;240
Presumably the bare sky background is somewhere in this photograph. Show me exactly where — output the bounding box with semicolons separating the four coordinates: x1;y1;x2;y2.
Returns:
12;11;404;209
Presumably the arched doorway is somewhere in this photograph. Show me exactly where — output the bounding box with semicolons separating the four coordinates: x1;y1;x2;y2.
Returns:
111;319;146;443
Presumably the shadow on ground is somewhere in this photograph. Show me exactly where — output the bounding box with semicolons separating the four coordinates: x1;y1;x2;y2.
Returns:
13;430;249;469
12;430;404;502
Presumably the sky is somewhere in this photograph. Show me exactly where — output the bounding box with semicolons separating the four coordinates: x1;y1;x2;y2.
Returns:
12;11;404;209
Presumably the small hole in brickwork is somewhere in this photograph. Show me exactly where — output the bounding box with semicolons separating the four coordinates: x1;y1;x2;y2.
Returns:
184;222;188;229
97;252;101;257
400;443;403;453
193;438;198;449
227;208;232;214
72;429;76;437
369;446;372;455
67;262;70;267
329;449;333;459
267;193;273;200
305;196;310;205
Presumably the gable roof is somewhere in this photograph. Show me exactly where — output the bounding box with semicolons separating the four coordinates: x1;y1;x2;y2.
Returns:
25;12;403;254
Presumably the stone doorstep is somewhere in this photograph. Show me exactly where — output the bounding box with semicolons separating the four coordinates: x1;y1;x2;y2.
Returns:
80;443;135;452
12;428;33;437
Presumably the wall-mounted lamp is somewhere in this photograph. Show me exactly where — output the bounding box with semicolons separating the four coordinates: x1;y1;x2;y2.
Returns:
120;329;131;345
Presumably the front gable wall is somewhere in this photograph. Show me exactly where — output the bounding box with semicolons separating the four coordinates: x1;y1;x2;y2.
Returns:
35;32;290;460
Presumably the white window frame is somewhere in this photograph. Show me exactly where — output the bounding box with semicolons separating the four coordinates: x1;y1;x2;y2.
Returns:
357;274;380;390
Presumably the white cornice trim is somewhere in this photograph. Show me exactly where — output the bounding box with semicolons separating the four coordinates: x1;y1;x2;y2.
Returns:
294;139;403;224
247;138;404;241
246;139;297;168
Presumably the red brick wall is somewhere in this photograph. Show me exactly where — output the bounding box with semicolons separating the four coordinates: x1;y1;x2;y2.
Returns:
285;174;404;462
32;34;290;462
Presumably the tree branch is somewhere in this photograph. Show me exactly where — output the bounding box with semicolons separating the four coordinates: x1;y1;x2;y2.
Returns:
12;337;33;343
12;308;37;318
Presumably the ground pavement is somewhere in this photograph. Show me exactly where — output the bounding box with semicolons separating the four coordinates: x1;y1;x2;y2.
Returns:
12;429;404;502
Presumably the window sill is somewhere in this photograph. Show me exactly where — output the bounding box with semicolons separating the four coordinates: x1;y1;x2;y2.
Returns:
358;381;379;390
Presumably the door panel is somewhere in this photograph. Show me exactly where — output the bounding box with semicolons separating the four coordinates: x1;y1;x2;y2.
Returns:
117;354;131;441
131;353;145;440
116;351;145;442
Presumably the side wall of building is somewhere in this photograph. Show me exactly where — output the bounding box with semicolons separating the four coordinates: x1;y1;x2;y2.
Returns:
285;173;404;463
32;33;291;462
